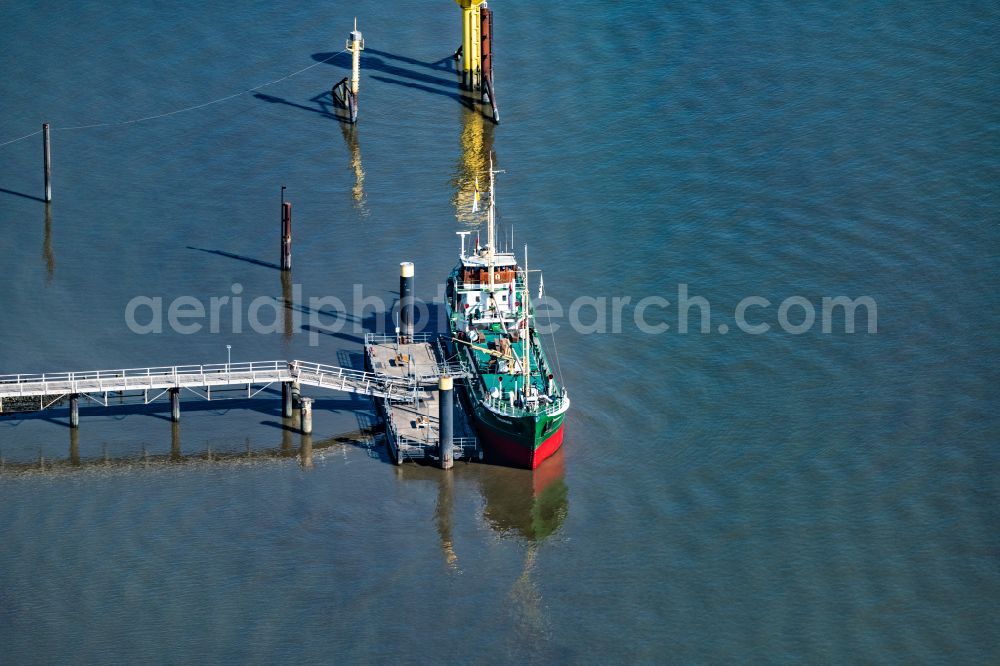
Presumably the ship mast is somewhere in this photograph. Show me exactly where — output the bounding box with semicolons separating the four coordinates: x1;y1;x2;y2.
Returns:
522;244;530;398
487;156;496;292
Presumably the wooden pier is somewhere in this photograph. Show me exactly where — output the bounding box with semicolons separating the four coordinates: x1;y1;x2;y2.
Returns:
365;333;479;466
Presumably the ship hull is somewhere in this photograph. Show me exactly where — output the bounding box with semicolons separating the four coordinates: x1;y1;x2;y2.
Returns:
464;389;566;468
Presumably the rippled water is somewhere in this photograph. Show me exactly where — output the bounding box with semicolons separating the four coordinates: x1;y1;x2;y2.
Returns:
1;1;997;662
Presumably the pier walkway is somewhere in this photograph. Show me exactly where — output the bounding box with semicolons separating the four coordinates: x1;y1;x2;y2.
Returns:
1;335;481;469
0;359;419;412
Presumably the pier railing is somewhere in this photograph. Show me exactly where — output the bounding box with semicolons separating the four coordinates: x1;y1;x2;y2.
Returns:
0;359;420;402
0;361;291;398
293;360;416;400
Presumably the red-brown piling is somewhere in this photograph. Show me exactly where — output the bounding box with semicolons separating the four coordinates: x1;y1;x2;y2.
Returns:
281;201;292;271
481;7;499;123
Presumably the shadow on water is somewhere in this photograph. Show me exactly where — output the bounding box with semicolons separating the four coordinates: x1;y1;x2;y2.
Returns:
0;187;47;203
254;51;473;121
312;51;459;88
310;50;476;111
314;48;456;73
187;245;280;270
361;48;457;72
300;324;365;345
370;75;475;110
253;91;354;125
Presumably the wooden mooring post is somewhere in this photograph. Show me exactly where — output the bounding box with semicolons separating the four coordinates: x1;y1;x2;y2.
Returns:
170;388;180;422
281;381;293;418
300;396;314;435
69;393;79;428
280;201;292;271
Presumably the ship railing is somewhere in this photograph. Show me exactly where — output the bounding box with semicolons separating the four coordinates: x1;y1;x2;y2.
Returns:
456;276;528;292
483;393;569;418
396;434;480;460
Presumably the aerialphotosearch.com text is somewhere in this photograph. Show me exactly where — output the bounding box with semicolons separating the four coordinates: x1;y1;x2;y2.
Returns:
124;283;878;345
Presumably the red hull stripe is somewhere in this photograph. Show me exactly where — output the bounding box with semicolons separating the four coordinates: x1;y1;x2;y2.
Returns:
531;425;565;469
480;423;565;469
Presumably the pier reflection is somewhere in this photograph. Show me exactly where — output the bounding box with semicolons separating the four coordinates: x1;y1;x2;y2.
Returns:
0;426;352;475
452;103;495;226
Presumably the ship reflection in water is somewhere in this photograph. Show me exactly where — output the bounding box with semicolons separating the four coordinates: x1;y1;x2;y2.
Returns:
479;446;568;542
480;447;567;642
391;446;568;575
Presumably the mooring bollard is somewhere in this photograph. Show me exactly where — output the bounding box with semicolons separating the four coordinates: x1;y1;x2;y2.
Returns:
280;201;292;271
300;396;313;434
400;261;414;343
281;381;293;418
439;376;454;470
170;387;180;422
42;123;51;202
69;393;79;429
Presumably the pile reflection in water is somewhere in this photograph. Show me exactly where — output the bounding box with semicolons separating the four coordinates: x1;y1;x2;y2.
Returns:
452;102;495;226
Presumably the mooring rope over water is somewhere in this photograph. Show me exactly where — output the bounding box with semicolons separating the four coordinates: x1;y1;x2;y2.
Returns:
0;48;349;149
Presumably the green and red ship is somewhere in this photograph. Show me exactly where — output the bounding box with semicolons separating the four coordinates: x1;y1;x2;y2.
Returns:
445;166;569;468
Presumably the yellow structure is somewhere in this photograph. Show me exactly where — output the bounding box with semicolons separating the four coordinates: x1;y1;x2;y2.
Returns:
455;0;483;89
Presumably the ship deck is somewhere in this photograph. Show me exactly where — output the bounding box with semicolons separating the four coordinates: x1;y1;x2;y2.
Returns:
463;328;549;399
